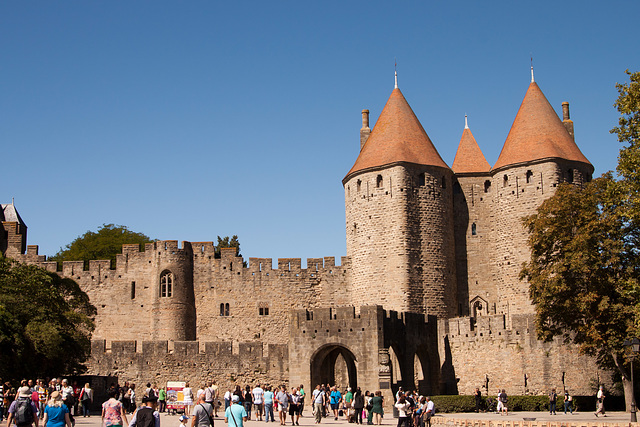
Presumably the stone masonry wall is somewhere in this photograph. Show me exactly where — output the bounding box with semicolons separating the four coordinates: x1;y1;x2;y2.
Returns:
490;160;592;324
21;241;350;347
441;314;611;396
88;339;288;392
453;174;495;318
344;164;457;317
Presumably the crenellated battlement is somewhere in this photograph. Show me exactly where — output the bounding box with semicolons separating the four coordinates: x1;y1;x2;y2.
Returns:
91;339;288;358
446;313;535;342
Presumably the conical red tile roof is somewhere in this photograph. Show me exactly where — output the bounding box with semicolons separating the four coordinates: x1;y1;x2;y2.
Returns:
452;127;491;174
493;82;592;171
344;88;449;182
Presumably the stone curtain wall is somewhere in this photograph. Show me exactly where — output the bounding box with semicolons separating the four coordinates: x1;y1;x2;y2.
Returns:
18;242;350;346
441;314;610;396
88;339;289;392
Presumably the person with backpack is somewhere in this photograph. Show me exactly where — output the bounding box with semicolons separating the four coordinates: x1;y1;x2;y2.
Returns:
127;395;159;427
7;387;39;427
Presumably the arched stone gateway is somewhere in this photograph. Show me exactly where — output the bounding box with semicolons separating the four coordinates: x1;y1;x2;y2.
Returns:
288;305;441;405
310;344;358;388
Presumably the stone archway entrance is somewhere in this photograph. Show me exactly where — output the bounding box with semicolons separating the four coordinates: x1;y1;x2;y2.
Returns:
310;344;358;389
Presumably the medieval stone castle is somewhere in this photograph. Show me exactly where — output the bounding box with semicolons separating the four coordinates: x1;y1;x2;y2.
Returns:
2;71;608;404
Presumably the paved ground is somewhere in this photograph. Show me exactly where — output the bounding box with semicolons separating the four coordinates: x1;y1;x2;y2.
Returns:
68;409;635;427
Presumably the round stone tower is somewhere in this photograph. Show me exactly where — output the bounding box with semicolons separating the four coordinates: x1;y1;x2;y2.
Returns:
490;78;593;322
151;240;196;340
343;80;457;318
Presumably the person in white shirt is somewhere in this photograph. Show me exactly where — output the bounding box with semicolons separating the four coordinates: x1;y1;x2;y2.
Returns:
423;397;434;427
252;384;264;421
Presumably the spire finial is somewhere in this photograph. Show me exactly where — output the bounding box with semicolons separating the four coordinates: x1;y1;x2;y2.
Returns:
464;114;469;129
12;197;14;205
530;56;535;83
394;58;398;89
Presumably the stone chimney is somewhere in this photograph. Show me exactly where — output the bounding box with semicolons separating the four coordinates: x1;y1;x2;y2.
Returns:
360;109;371;150
562;102;574;141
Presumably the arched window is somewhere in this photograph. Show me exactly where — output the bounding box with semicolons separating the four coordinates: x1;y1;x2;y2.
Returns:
503;175;509;187
376;175;383;188
357;180;361;192
471;223;477;236
484;180;491;193
159;271;173;297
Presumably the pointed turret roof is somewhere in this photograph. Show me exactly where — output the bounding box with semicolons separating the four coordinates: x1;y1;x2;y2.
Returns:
0;202;26;225
344;88;449;182
493;82;592;171
452;120;491;174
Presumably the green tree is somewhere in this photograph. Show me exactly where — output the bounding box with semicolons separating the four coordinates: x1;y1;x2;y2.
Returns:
50;224;154;269
521;70;640;409
215;235;241;258
0;255;96;381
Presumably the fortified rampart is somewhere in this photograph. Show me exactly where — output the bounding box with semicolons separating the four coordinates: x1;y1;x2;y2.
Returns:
2;75;610;404
441;314;609;396
88;339;288;390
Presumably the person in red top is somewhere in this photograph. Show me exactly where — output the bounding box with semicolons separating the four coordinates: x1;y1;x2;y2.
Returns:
72;382;82;416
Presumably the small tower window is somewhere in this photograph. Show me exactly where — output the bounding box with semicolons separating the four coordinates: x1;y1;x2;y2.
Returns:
471;223;477;236
484;180;491;193
503;175;509;187
567;169;574;183
220;303;230;316
418;174;426;186
376;175;383;188
259;306;270;316
131;281;136;299
441;177;446;188
357;180;362;192
526;170;533;183
159;271;173;297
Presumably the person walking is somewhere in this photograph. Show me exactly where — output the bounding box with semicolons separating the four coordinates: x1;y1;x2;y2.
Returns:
79;384;93;417
311;386;325;425
263;387;274;423
563;391;573;415
370;391;383;426
102;389;128;427
191;394;213;427
394;395;410;427
352;388;364;425
548;388;557;415
595;386;606;417
43;391;72;427
7;386;39;427
225;396;247;427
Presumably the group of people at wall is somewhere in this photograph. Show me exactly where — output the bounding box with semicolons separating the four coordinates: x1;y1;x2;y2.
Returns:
391;387;435;427
0;378;94;427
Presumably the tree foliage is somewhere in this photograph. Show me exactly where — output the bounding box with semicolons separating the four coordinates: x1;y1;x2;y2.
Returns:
215;235;241;258
0;256;96;381
50;224;153;268
521;69;640;408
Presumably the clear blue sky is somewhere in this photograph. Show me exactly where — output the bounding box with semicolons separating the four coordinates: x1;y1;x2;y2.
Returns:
3;1;639;266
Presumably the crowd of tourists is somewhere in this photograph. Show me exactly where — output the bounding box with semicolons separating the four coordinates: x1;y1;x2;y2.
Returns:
0;377;94;427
